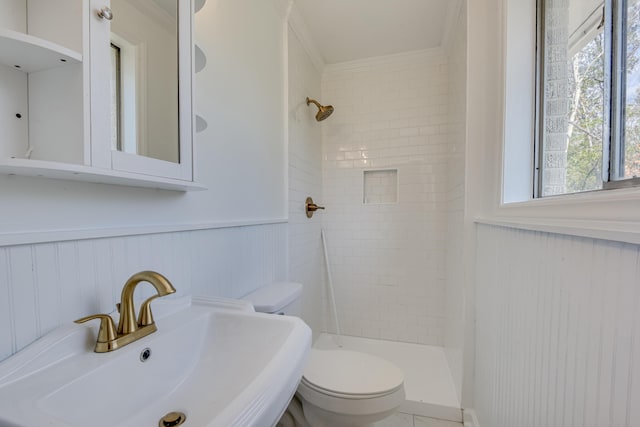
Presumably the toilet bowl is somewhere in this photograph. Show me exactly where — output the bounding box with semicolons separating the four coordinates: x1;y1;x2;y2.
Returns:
296;348;405;427
242;283;405;427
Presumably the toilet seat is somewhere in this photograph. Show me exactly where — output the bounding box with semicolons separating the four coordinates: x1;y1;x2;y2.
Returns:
296;349;406;425
301;349;404;398
301;377;401;399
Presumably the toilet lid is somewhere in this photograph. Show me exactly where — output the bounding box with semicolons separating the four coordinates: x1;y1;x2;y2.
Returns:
302;349;404;397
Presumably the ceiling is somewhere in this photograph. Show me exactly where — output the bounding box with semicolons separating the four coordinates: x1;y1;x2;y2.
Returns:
294;0;458;65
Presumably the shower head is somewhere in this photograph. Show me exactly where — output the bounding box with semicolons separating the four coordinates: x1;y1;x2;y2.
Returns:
306;97;334;122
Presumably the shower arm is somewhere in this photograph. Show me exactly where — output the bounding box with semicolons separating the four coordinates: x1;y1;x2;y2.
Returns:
306;98;322;108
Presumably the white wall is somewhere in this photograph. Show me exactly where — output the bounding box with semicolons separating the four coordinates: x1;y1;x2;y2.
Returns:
0;0;25;32
321;50;450;345
444;1;467;405
192;0;287;222
474;224;640;427
461;0;506;408
287;24;325;337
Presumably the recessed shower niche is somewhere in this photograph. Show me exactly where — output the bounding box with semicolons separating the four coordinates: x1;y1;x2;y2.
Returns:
363;169;398;204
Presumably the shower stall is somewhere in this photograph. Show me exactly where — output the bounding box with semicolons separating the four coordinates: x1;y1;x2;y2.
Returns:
287;1;467;424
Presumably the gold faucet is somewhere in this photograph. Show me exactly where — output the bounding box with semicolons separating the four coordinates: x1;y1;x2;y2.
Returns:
75;271;176;353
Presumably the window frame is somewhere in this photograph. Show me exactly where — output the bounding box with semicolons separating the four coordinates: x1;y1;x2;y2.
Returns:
535;0;640;198
533;0;544;198
488;0;640;245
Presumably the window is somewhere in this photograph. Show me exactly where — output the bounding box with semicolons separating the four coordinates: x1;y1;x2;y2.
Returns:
537;0;640;197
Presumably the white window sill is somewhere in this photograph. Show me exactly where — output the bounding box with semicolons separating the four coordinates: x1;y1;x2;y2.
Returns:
477;187;640;244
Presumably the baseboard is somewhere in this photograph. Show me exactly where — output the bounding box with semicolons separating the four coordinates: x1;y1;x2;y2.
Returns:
463;409;480;427
399;400;462;422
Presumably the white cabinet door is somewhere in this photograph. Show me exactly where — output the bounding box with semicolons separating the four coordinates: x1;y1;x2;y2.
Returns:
89;0;112;169
89;0;194;181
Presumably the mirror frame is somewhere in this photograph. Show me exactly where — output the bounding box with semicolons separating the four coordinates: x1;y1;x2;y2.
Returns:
90;0;193;181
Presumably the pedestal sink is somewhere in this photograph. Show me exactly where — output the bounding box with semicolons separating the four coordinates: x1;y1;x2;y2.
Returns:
0;296;311;427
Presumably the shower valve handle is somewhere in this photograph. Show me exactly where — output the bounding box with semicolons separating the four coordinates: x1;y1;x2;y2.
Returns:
305;197;325;218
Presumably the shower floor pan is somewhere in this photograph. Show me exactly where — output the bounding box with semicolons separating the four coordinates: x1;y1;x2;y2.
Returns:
313;333;462;423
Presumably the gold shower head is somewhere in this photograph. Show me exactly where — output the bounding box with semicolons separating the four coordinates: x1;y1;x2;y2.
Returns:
306;97;334;122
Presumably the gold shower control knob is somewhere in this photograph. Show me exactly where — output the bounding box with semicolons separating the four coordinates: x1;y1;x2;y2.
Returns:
306;197;325;218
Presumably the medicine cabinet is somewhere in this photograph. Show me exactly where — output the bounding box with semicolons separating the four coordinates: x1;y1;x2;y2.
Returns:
0;0;203;191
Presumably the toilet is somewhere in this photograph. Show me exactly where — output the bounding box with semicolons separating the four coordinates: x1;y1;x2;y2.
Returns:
242;282;405;427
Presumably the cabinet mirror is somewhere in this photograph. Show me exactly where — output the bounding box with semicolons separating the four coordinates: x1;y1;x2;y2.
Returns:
109;0;180;164
91;0;193;182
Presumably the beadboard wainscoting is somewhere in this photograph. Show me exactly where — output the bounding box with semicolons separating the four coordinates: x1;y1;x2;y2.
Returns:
474;224;640;427
0;222;287;362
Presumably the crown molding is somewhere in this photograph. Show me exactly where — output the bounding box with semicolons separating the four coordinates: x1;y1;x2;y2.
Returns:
322;47;445;75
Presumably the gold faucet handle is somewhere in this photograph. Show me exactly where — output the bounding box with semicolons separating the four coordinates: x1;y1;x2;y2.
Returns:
137;295;160;327
75;314;117;343
305;197;325;218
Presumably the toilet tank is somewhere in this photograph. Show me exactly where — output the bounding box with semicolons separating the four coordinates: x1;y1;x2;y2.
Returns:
241;282;303;316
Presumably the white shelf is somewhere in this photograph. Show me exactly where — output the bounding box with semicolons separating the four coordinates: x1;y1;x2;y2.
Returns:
195;0;207;13
195;44;206;73
195;114;208;133
0;158;206;192
0;28;82;73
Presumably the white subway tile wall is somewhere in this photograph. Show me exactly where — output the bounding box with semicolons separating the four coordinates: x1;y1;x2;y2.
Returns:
0;223;287;362
321;50;449;345
288;27;325;337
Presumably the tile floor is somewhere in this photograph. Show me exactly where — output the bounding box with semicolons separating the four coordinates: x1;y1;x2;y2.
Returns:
373;412;462;427
374;412;462;427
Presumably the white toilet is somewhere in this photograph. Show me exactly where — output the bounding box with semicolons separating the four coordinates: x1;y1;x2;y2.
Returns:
242;282;405;427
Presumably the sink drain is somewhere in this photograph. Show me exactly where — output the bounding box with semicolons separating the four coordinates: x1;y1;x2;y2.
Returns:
140;348;152;362
159;411;187;427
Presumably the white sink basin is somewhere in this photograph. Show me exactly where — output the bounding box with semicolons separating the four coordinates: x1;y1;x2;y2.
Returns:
0;296;311;427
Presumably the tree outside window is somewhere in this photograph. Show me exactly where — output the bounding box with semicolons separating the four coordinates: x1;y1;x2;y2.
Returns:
538;0;640;197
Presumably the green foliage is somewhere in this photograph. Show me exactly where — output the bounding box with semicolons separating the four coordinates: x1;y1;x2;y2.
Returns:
565;32;604;193
624;3;640;178
564;2;640;191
